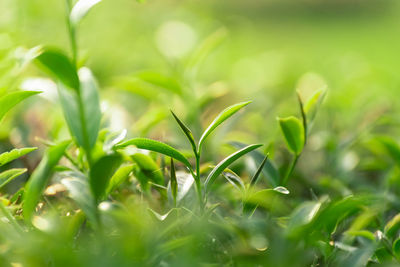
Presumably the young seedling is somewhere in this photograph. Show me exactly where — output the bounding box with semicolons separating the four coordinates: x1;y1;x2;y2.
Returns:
278;88;326;186
116;101;261;213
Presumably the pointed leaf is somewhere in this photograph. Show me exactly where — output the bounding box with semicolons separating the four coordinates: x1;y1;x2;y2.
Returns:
61;172;98;227
0;168;27;189
131;153;163;185
250;154;268;187
230;141;280;187
58;67;101;151
278;116;304;155
35;48;79;90
116;138;192;170
90;153;122;202
222;169;245;192
304;87;326;122
171;111;197;155
0;147;37;166
23;140;70;222
204;144;262;191
70;0;102;26
0;91;41;123
198;101;251;153
385;213;400;238
106;164;134;194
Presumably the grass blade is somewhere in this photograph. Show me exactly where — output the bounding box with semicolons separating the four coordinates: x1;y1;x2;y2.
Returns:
204;144;262;191
198;101;251;153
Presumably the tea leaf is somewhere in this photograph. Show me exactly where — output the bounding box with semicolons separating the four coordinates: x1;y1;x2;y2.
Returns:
90;153;122;202
222;169;245;192
393;238;400;259
58;67;101;152
23;140;70;222
250;153;268;187
198;101;251;153
230;141;280;187
116;138;192;170
136;71;182;95
106;164;134;194
171;111;197;155
0;147;37;166
304;87;326;122
61;172;98;227
35;48;79;90
70;0;102;26
278;116;304;155
385;213;400;239
0;91;41;123
131;153;164;185
204;144;262;191
0;168;27;189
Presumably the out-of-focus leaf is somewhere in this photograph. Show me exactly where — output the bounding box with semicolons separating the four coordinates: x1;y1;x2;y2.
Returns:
393;238;400;259
58;67;101;152
171;111;197;155
376;136;400;164
244;187;289;211
278;116;304;155
304;87;326;122
230;141;280;187
186;28;228;72
222;169;245;192
116;138;192;170
0;147;37;166
346;230;375;241
385;213;400;239
136;71;182;95
90;154;122;202
70;0;102;26
198;101;251;153
106;164;134;194
0;91;41;123
35;48;79;90
287;201;321;233
23;140;70;222
131;153;163;185
0;168;27;189
204;144;262;191
61;172;98;227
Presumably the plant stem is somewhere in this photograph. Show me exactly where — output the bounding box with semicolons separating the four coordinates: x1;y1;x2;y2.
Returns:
195;155;204;213
65;0;77;66
282;154;299;186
